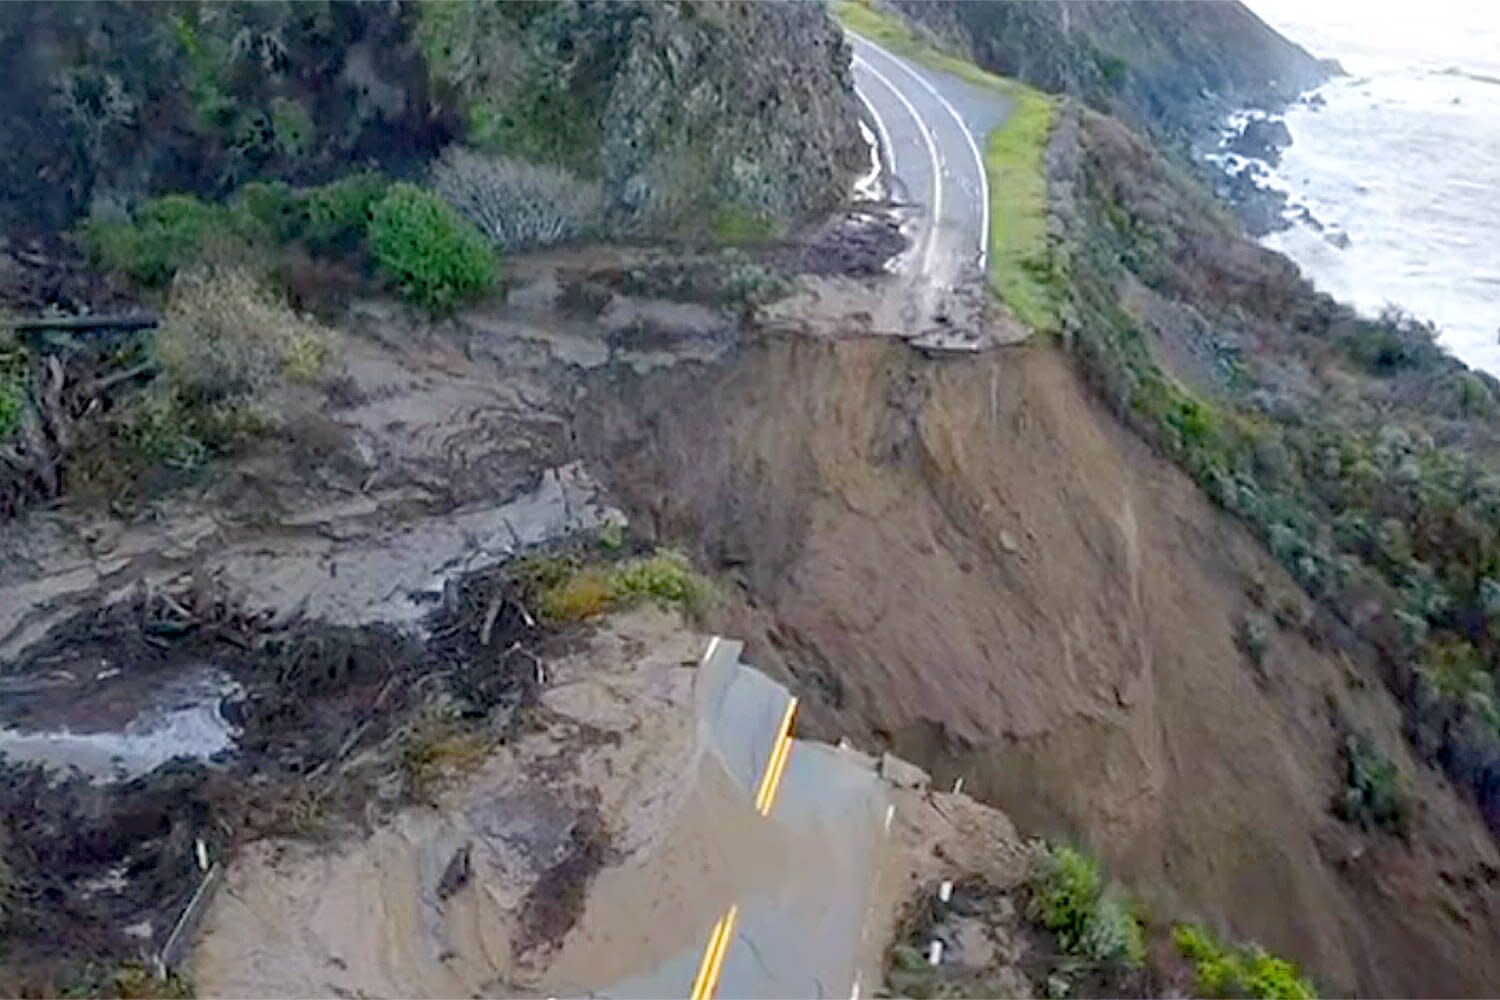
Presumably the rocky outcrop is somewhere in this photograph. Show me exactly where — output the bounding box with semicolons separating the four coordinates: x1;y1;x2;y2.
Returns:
600;3;865;231
1225;116;1294;164
424;1;865;234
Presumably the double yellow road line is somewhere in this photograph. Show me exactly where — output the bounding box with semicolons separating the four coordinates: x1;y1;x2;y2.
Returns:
754;696;798;817
689;683;799;999
688;904;739;1000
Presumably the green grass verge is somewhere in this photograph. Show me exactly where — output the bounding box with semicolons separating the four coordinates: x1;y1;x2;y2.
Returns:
832;1;1063;330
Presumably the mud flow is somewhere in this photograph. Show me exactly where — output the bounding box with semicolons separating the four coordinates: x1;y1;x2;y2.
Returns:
0;570;539;991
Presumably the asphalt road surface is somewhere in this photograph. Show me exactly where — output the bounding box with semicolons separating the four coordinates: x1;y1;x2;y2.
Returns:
849;34;1013;340
604;638;890;1000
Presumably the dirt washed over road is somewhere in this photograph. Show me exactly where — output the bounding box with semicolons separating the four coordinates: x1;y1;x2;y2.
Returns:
191;610;712;997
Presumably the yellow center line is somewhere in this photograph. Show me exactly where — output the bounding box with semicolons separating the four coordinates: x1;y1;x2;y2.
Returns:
689;910;729;1000
753;696;799;814
757;726;795;817
689;904;739;1000
689;691;797;998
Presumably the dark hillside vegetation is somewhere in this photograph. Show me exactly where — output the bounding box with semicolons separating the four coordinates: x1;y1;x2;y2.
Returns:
418;0;865;235
0;1;453;239
0;0;862;249
1048;103;1500;836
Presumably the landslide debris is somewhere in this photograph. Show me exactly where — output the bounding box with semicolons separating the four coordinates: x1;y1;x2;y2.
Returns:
572;329;1500;996
0;565;542;993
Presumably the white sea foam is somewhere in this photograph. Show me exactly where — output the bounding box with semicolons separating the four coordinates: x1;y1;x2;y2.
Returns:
1239;0;1500;373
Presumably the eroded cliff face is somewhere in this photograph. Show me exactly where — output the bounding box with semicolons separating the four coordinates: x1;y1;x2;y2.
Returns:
575;333;1500;997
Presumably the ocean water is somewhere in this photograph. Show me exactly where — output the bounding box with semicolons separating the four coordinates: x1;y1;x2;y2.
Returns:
1238;1;1500;374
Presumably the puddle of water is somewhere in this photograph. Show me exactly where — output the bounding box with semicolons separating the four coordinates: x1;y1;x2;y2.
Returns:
0;668;241;783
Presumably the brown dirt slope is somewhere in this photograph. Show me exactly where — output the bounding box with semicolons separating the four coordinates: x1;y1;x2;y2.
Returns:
577;333;1500;997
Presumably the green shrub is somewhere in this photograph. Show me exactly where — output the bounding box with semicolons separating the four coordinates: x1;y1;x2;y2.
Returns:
597;520;627;554
610;549;713;611
368;182;497;313
1174;923;1316;999
85;177;389;292
0;377;23;440
1025;841;1144;970
1093;50;1129;89
269;96;312;156
1336;735;1410;835
300;174;388;255
721;255;789;308
127;387;210;470
709;206;782;244
530;548;714;623
84;194;235;286
235;174;389;257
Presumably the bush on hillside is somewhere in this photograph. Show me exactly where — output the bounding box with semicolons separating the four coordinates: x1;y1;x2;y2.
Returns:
1236;612;1269;670
522;547;715;623
299;174;390;256
0;354;23;440
1174;923;1316;999
0;383;22;442
84;194;240;287
1056;105;1500;831
155;267;328;405
368;183;497;313
84;176;390;293
1024;841;1145;970
1335;735;1410;836
430;147;601;252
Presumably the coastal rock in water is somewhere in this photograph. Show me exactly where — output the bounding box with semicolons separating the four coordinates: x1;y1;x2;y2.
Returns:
1227;116;1294;164
1217;168;1292;236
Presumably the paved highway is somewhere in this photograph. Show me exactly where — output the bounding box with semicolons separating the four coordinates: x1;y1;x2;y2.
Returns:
604;638;889;1000
849;34;1013;341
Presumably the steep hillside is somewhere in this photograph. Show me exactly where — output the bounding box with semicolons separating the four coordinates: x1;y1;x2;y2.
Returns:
421;1;865;233
1047;100;1500;850
885;0;1330;146
0;0;861;243
0;1;452;238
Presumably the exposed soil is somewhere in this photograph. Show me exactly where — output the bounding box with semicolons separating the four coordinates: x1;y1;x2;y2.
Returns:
189;609;709;998
573;332;1500;996
13;194;1500;996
